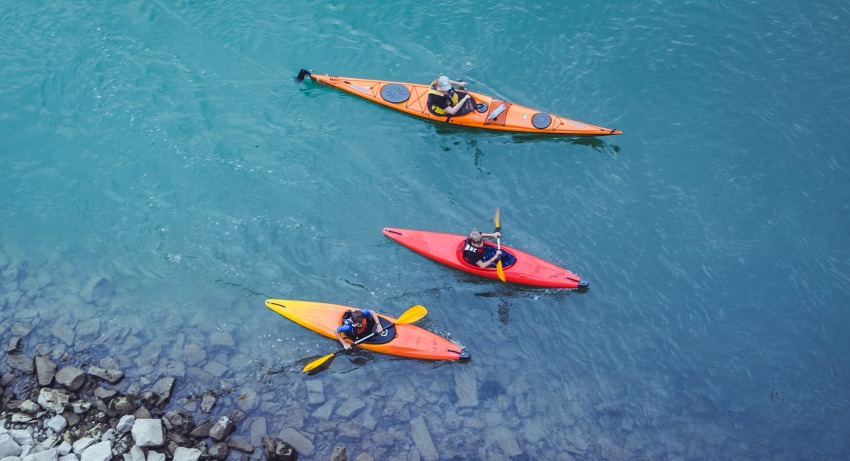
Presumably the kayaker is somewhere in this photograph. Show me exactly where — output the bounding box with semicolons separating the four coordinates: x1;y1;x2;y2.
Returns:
462;230;515;269
428;75;473;116
334;309;383;350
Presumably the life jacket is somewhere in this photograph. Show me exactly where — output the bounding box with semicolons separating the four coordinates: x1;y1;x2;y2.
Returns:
462;238;486;264
342;311;369;337
428;88;459;115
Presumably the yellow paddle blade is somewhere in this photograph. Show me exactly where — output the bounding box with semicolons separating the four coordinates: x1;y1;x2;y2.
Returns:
494;207;501;229
396;305;427;324
303;352;335;373
496;260;506;282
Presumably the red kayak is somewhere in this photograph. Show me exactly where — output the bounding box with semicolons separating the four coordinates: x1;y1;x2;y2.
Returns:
383;228;588;289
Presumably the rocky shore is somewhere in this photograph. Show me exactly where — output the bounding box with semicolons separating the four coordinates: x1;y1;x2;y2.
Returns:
0;351;308;461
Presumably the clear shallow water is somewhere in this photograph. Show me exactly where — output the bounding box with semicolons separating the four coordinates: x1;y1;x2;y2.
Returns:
2;0;849;459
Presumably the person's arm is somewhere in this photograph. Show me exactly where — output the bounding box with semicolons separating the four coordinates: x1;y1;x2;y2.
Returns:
475;250;502;269
444;94;472;115
449;79;467;89
334;327;352;350
370;311;383;334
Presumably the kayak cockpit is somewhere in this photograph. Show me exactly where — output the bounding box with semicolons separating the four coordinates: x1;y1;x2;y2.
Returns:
339;313;395;345
454;240;517;271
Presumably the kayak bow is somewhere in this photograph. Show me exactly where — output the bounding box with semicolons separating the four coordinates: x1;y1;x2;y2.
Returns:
295;69;621;136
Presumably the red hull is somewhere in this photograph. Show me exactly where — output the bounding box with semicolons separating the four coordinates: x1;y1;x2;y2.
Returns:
383;228;587;289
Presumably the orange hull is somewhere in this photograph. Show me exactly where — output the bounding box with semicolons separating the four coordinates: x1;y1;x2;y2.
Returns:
265;299;469;361
298;70;621;137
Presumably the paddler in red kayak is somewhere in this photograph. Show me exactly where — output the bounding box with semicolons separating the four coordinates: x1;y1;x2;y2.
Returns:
462;230;516;269
334;309;383;350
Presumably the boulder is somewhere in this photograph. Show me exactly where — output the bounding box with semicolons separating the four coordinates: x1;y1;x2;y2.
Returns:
38;388;71;414
172;447;202;461
87;366;124;384
131;419;164;447
35;356;57;386
55;366;86;391
209;416;235;442
261;436;299;461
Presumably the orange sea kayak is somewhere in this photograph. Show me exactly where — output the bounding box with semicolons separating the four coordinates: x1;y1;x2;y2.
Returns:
295;69;621;136
264;299;470;361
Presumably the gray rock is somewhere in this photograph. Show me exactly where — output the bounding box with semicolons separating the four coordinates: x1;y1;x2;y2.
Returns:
261;436;299;461
172;447;201;461
454;369;478;408
6;336;22;353
55;366;86;391
116;415;135;434
0;433;23;458
108;396;137;417
87;366;124;384
34;356;57;386
337;421;363;442
8;429;35;446
11;322;32;337
6;354;34;375
235;391;257;412
26;447;59;461
276;428;313;457
202;361;227;377
409;416;438;461
200;392;216;413
19;399;41;413
208;442;228;460
249;417;266;453
37;388;70;414
81;277;115;305
150;377;175;406
146;451;166;461
71;438;96;455
126;446;145;461
79;441;111;461
189;421;214;439
330;446;347;461
335;398;366;418
226;438;253;454
305;380;324;405
45;415;68;433
208;417;235;442
93;387;116;400
131;419;164;447
209;331;235;347
50;324;75;346
183;343;206;366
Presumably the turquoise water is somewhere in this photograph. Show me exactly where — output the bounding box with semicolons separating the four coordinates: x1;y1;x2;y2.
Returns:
2;0;849;459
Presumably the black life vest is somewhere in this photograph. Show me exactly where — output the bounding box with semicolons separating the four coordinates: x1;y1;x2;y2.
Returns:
462;238;486;264
428;88;459;115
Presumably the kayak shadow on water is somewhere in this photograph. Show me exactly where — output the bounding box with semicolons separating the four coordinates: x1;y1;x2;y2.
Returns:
429;124;621;155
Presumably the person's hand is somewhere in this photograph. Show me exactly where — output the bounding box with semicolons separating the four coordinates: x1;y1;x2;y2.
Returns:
376;324;383;334
495;250;502;257
343;343;352;350
460;81;467;89
494;231;501;238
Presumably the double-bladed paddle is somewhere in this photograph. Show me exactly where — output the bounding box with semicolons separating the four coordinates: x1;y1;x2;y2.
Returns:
302;304;428;373
494;208;506;282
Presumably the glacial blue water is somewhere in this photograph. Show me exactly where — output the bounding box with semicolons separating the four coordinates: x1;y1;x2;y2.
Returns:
2;1;849;459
